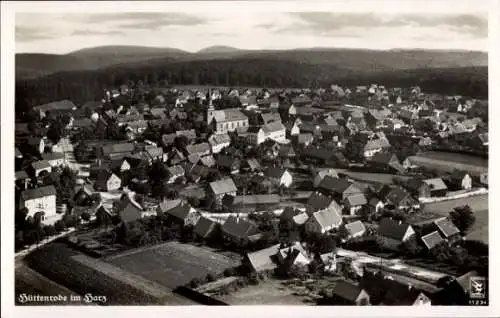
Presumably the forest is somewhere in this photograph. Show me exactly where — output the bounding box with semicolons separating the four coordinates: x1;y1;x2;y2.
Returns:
15;56;488;112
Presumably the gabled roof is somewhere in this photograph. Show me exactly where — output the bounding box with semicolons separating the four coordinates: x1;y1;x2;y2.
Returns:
246;244;281;272
478;133;488;144
185;143;210;156
208;133;231;146
370;152;399;165
168;164;185;177
450;169;469;181
264;167;288;179
385;187;412;206
100;142;135;155
378;218;413;241
144;145;164;158
212;108;248;122
261;113;282;124
33;99;76;112
421;231;445;250
222;215;258;238
381;282;430;305
332;280;366;302
176;129;197;140
293;212;309;225
217;155;240;169
31;160;51;170
364;137;391;151
166;203;196;221
200;155;216;167
318;176;352;194
246;158;261;170
434;218;460;238
344;193;367;206
232;194;281;206
345;220;366;237
15;170;30;180
210;178;238;195
310;207;343;231
262;121;286;134
306;192;337;212
194;216;217;238
157;198;183;213
423;178;448;191
162;133;177;146
21;185;57;201
297;133;314;144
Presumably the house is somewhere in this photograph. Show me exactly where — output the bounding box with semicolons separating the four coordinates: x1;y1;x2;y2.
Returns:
208;133;231;154
422;178;448;197
199;155;216;168
144;145;164;163
377;218;416;250
293;107;325;121
167;165;185;184
26;137;45;155
365;109;391;128
264;167;293;188
94;170;121;191
176;129;197;142
115;193;143;224
245;244;281;272
262;122;287;143
161;133;177;148
368;198;385;214
165;203;201;227
42;151;64;167
221;215;260;244
231;194;281;211
449;170;472;190
242;158;261;172
185;143;211;158
96;143;135;160
313;169;339;188
166;148;186;165
304;207;343;234
277;243;311;267
246;126;267;145
477;133;488;146
343;194;368;216
344;220;366;240
209;178;238;203
421;231;445;250
156;198;183;215
260;112;282;125
19;185;57;225
285;120;301;138
368;152;404;174
480;172;488;186
207;105;249;134
319;252;338;273
73;184;96;206
15;170;31;190
383;187;419;210
125;120;148;135
418;137;433;147
306;192;342;214
433;218;461;244
32;99;77;117
363;137;391;158
194;217;219;240
31;160;52;178
216;155;240;174
330;280;371;305
295;133;314;146
278;144;296;160
318;176;362;200
380;281;432;306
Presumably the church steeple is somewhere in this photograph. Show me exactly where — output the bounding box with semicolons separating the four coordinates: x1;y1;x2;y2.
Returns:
207;88;215;125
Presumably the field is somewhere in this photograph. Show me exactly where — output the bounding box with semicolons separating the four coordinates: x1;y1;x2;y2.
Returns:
217;279;313;305
105;242;240;289
336;169;409;184
24;242;187;305
423;194;488;243
408;152;487;177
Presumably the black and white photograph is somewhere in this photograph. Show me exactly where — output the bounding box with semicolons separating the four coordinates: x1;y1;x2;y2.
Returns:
1;0;498;316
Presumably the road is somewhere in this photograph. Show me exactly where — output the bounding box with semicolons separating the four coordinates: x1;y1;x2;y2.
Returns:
58;137;90;177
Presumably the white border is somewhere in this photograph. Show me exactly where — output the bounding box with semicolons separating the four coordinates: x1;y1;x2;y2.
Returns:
2;1;499;317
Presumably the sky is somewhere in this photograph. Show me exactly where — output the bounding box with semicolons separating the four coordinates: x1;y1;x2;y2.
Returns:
15;4;488;54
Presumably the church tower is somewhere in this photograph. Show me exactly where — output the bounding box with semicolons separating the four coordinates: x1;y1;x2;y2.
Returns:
207;88;215;125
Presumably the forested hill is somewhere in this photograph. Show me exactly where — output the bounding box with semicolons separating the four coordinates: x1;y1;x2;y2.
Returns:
15;57;488;111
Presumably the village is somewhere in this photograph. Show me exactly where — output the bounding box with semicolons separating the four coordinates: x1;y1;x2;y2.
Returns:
15;83;489;306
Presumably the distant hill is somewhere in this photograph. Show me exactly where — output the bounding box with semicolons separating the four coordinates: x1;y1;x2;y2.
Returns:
16;45;487;80
16;45;190;80
197;45;242;54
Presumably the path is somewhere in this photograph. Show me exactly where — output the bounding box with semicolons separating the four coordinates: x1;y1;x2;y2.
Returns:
59;137;90;177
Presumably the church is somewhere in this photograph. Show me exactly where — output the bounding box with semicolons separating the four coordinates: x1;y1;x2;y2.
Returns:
206;89;249;134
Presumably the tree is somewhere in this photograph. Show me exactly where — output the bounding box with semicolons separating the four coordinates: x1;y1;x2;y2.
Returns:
44;224;56;236
47;121;64;144
54;220;66;232
449;205;476;233
81;211;91;222
174;135;189;149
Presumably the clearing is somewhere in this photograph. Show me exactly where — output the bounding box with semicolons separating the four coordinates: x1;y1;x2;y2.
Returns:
105;242;240;289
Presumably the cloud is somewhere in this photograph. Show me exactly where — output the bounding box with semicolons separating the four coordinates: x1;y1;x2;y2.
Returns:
74;12;208;30
71;29;125;36
266;12;487;38
15;26;58;42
